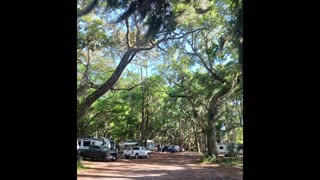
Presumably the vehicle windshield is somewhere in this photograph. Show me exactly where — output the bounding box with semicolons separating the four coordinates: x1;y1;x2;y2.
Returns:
100;146;110;151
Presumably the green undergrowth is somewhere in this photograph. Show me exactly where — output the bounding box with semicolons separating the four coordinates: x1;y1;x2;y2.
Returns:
77;160;86;170
200;153;243;166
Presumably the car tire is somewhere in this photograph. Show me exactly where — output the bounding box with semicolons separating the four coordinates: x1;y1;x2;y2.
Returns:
79;156;83;161
112;156;117;161
100;155;106;161
135;154;139;159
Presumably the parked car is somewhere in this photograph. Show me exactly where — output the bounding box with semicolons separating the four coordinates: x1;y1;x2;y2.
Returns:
162;146;177;153
80;145;118;161
172;145;180;152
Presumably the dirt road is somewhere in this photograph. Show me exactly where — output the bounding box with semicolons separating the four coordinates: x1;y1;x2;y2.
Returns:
77;151;243;179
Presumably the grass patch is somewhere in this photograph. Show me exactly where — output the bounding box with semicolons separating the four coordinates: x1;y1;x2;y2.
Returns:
201;155;216;164
77;160;86;170
200;153;243;166
200;153;218;164
220;158;243;166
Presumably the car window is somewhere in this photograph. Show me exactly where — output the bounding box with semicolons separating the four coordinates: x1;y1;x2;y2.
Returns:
83;141;91;146
100;146;108;151
133;147;139;150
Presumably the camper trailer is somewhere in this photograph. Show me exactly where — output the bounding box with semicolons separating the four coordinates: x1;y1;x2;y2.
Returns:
77;137;117;152
217;143;243;156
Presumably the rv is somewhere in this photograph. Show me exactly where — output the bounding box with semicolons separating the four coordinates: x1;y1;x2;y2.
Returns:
77;137;117;152
217;143;243;157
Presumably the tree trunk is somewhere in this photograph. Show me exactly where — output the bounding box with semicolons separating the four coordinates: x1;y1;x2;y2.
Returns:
78;127;86;138
140;65;145;142
207;86;230;157
188;122;191;152
217;127;221;143
144;109;149;146
201;134;206;153
191;121;200;153
207;123;217;157
144;65;149;146
236;5;243;74
128;116;134;139
140;101;145;141
178;119;183;152
197;140;201;153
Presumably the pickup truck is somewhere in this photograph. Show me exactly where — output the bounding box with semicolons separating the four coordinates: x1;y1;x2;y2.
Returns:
123;146;150;159
80;145;118;161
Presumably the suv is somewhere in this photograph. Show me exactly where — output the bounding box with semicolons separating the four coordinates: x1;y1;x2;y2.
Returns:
80;145;118;161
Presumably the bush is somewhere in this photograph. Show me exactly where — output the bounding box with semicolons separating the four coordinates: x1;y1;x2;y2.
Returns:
227;143;237;158
201;153;217;163
77;150;83;161
77;160;85;170
225;143;243;164
77;150;85;170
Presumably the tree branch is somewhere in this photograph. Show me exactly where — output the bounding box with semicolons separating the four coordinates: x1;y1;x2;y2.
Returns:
159;83;190;98
83;110;109;129
217;33;233;57
110;83;142;91
77;58;86;66
186;31;227;84
125;18;131;48
137;34;168;51
88;82;99;89
202;31;214;69
167;28;207;40
77;0;99;18
157;45;166;52
133;13;141;43
77;48;138;119
189;99;207;134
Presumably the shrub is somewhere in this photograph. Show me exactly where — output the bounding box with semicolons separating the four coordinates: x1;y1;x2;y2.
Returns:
77;160;85;170
201;153;217;163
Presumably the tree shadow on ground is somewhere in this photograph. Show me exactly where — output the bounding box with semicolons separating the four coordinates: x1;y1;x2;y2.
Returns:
78;152;242;179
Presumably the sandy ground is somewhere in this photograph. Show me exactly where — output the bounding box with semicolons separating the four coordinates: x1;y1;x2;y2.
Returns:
77;151;243;180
